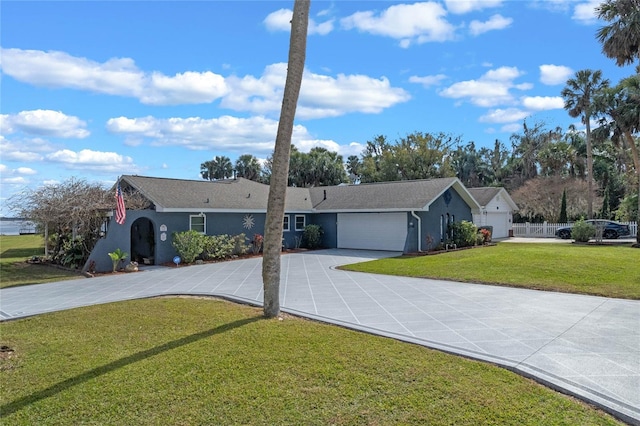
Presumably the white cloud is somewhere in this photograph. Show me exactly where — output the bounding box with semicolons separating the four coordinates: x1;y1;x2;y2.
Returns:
15;167;37;175
469;14;512;36
573;0;600;23
340;2;456;47
479;108;530;123
224;63;410;119
0;48;228;106
263;8;334;35
438;66;528;107
445;0;504;14
501;122;522;133
409;74;447;87
45;149;139;173
539;64;574;85
521;96;565;111
1;110;89;138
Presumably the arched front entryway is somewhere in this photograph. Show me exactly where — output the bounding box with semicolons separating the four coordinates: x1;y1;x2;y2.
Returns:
130;217;155;265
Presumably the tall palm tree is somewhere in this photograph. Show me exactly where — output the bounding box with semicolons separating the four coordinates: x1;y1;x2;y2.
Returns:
596;0;640;67
561;69;610;218
262;0;309;318
235;154;262;181
212;156;233;180
595;74;640;242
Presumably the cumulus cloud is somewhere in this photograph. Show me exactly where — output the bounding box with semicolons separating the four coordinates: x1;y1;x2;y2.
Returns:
340;2;456;47
45;149;139;173
224;63;410;119
105;114;361;158
469;14;512;36
264;8;334;35
573;0;600;23
521;96;564;111
539;64;574;85
0;48;229;106
409;74;448;87
479;108;531;123
444;0;504;14
1;109;89;138
438;66;528;107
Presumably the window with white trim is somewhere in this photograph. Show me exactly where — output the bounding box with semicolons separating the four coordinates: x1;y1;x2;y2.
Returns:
295;215;306;231
190;214;206;234
283;215;290;232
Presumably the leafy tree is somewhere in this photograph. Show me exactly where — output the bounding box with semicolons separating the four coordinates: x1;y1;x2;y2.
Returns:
561;69;610;218
262;0;309;318
346;155;361;183
235;154;262;181
596;0;640;67
8;177;115;267
359;132;457;183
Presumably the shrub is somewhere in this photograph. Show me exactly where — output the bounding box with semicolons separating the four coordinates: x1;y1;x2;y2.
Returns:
202;234;236;260
108;248;128;272
571;218;595;243
60;236;88;269
449;221;478;248
232;233;249;255
251;234;263;254
172;230;205;263
302;224;323;249
478;228;492;244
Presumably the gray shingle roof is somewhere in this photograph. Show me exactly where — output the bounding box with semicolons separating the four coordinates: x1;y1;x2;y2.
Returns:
467;187;502;207
120;175;313;212
119;175;480;213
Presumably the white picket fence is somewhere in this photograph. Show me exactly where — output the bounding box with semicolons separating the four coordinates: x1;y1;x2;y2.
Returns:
512;221;638;238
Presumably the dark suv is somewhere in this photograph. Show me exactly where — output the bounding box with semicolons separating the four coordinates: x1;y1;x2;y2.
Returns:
555;220;631;239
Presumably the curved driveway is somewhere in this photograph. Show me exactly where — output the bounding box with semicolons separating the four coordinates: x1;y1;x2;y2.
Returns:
1;249;638;424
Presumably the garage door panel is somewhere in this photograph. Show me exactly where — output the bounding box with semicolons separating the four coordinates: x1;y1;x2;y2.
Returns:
337;213;407;251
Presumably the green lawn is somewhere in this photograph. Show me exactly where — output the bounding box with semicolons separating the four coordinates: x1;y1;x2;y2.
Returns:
0;298;621;425
0;235;83;289
340;243;640;299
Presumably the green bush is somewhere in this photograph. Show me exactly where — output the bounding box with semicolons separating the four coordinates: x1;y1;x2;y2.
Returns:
571;219;595;243
202;234;236;260
232;233;249;255
449;221;478;248
172;230;205;263
302;224;323;249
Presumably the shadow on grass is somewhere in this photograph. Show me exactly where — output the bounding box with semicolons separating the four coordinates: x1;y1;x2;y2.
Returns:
1;248;41;259
1;315;263;416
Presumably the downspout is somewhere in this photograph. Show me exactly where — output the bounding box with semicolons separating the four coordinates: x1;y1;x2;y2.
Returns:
411;211;422;252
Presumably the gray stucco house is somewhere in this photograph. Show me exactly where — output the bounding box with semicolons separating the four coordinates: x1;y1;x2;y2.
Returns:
86;175;481;272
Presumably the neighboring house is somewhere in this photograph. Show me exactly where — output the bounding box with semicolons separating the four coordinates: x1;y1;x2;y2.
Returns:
86;175;481;272
468;187;518;239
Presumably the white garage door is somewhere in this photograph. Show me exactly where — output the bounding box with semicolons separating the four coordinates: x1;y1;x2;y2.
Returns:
337;213;407;251
486;212;509;239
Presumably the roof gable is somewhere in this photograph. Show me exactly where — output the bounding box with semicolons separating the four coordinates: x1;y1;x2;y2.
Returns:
467;187;518;210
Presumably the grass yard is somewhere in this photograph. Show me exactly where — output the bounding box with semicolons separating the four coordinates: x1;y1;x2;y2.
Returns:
0;235;83;289
0;297;622;425
340;243;640;299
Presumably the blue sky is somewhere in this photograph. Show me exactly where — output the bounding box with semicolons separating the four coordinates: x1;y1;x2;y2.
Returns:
0;0;637;215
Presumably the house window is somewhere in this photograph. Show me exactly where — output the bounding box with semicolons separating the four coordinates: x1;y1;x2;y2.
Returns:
295;215;306;231
190;214;206;234
440;215;444;242
283;215;290;232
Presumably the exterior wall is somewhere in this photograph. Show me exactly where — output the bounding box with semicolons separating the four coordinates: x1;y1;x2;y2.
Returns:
308;213;338;249
409;188;474;252
86;210;314;272
471;192;514;239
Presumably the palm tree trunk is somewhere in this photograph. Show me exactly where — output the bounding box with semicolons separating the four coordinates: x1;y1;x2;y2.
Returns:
586;119;594;219
262;0;310;318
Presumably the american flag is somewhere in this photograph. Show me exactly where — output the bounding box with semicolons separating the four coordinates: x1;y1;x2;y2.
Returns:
115;183;126;225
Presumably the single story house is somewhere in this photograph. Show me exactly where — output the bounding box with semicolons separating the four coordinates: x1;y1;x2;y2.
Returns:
86;175;483;272
468;187;518;239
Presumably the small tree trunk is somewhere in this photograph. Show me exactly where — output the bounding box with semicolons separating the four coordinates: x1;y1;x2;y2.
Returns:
623;130;640;244
586;118;594;219
262;0;310;318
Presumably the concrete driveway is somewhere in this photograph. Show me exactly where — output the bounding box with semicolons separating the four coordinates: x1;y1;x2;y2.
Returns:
1;249;638;424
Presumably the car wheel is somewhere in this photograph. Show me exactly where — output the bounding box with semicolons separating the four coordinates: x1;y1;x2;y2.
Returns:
603;230;618;239
558;230;571;239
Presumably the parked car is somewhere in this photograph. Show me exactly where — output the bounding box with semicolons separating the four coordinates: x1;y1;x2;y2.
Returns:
555;220;631;239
